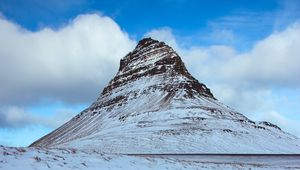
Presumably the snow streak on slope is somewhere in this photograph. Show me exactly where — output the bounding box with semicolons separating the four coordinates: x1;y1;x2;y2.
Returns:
30;38;300;153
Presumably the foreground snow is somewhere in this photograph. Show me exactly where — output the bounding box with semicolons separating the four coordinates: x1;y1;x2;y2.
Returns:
1;146;300;170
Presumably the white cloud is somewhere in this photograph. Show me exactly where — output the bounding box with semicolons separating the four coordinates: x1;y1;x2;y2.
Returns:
144;27;179;50
0;106;77;128
0;13;136;106
208;29;235;43
219;22;300;87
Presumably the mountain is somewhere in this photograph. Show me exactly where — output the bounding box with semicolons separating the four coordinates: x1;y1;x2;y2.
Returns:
30;38;300;153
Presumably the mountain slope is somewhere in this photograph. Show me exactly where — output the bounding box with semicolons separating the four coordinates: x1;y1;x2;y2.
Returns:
30;38;300;153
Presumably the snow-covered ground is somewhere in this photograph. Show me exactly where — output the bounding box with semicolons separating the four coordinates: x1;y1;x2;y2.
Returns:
1;146;300;170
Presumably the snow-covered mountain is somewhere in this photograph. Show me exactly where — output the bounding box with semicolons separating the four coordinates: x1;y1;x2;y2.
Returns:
30;38;300;153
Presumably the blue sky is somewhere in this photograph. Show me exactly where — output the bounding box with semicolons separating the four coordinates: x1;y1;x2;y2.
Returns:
0;0;299;146
2;0;295;46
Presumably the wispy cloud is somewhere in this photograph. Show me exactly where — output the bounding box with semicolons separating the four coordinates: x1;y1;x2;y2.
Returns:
199;1;300;49
273;0;300;29
0;105;79;128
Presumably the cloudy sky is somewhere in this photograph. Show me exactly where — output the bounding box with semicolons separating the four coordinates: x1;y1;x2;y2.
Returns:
0;0;299;146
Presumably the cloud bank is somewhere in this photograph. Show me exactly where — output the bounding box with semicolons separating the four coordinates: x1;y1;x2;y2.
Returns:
0;14;136;106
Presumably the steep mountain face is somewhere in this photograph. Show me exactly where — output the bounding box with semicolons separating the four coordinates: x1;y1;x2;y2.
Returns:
30;38;300;153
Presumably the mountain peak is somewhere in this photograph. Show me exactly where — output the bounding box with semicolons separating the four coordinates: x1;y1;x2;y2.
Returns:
119;37;169;71
101;37;215;100
136;37;161;47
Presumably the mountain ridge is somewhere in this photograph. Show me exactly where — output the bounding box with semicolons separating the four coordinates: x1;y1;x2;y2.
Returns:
30;37;300;154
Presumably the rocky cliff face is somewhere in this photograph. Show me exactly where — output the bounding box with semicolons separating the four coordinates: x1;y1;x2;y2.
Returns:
89;38;214;112
30;38;300;153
